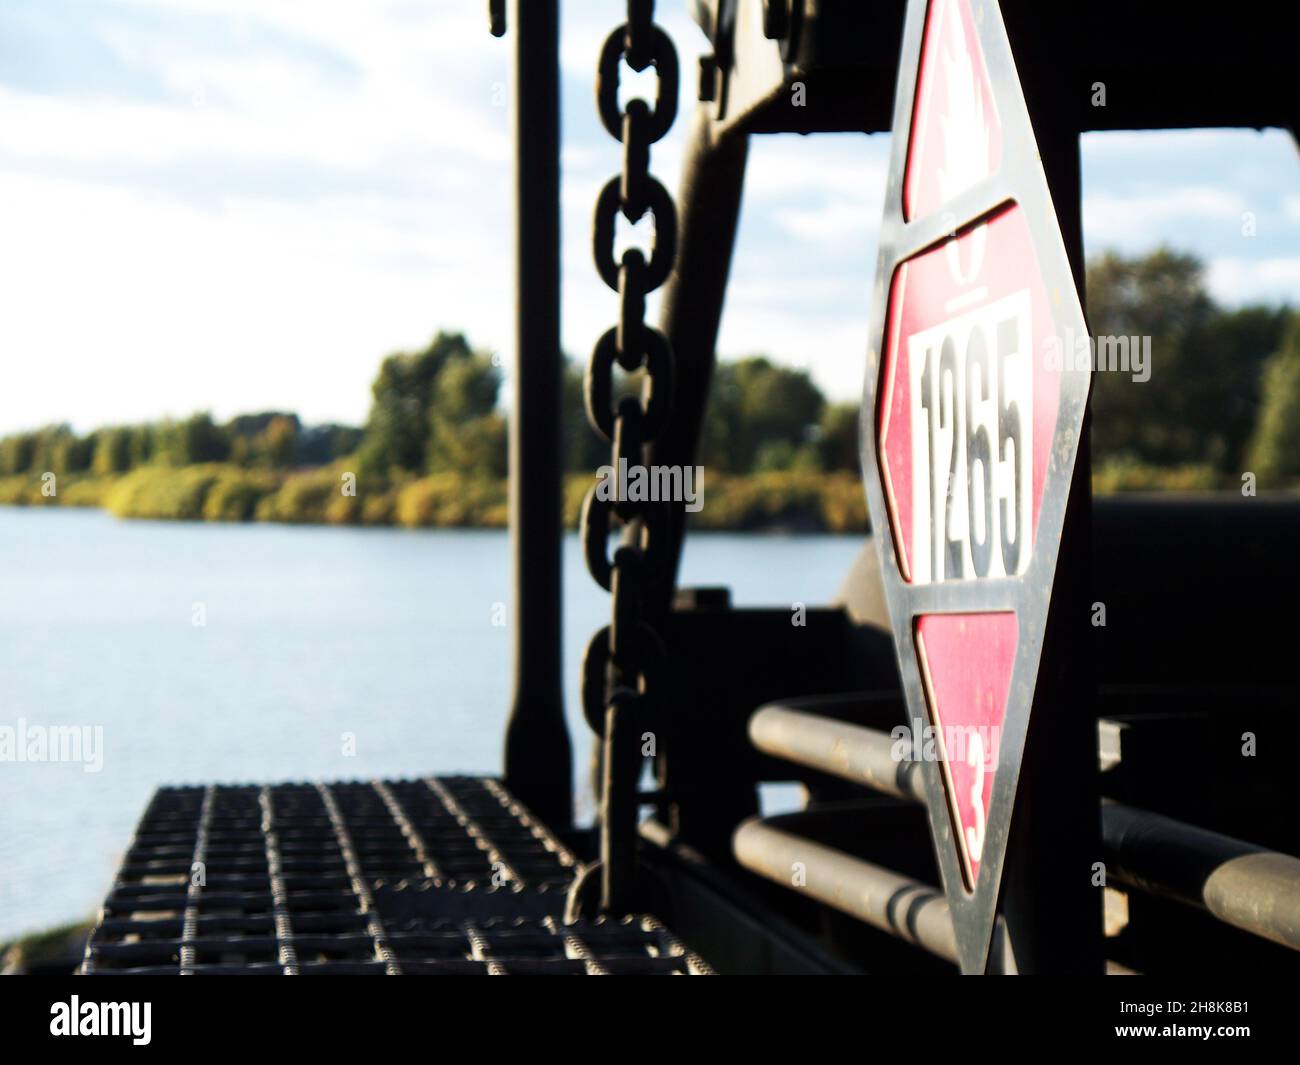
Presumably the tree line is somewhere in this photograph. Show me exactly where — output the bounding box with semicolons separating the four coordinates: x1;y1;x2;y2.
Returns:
351;331;861;482
1087;248;1298;486
0;248;1295;524
0;412;361;478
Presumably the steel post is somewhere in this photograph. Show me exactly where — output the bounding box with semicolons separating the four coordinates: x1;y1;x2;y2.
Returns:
647;107;749;610
502;0;572;830
995;2;1103;974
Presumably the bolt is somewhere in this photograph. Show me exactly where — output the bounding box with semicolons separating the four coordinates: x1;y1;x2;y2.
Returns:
697;54;717;102
763;0;790;40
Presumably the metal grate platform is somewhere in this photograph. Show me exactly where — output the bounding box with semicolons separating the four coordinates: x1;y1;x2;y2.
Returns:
81;776;712;975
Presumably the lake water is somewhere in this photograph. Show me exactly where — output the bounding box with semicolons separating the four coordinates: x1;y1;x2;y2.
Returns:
0;507;863;941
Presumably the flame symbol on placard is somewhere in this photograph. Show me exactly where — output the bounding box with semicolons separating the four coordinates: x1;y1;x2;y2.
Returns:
936;0;989;287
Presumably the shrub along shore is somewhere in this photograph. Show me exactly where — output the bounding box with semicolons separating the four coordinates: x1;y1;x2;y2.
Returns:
0;465;872;533
0;458;1274;535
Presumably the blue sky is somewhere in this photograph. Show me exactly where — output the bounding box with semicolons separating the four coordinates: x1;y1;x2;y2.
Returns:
0;0;1296;435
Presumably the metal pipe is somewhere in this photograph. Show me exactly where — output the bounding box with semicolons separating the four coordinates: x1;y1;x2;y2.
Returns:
732;817;1016;972
749;703;924;802
501;0;572;830
750;706;1300;951
1102;801;1300;953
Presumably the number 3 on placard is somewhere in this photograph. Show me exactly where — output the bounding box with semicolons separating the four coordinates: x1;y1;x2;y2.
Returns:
965;730;985;863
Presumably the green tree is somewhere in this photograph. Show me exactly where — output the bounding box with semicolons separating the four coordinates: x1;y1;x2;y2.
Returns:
426;352;505;477
563;360;601;472
155;414;229;466
260;416;299;469
432;412;509;479
1086;248;1287;472
358;332;474;475
182;413;229;464
92;428;133;475
1184;305;1290;471
700;357;825;472
1087;248;1212;465
32;425;67;473
224;412;300;468
296;423;363;466
0;433;37;475
1245;318;1300;485
53;433;92;474
816;402;861;473
431;353;500;423
127;424;156;467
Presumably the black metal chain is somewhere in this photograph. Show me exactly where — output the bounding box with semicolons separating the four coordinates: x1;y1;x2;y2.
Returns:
577;0;679;916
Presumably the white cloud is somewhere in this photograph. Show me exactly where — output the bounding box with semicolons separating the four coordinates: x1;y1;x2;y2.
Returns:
1206;257;1300;305
0;7;1294;437
718;312;871;403
0;165;510;432
1082;128;1260;159
745;134;891;203
0;2;519;433
773;200;878;241
1083;187;1248;247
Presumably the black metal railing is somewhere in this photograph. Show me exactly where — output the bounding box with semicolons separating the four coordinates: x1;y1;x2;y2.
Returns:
740;699;1300;961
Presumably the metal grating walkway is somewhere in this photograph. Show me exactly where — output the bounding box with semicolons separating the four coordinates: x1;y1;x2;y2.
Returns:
81;776;712;975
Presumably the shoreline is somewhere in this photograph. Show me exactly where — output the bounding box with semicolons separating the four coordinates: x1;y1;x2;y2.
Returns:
2;465;1291;536
0;465;872;534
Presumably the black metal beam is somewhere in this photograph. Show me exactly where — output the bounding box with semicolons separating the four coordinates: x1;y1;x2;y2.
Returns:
996;1;1103;974
501;0;572;830
693;1;1296;136
647;108;749;613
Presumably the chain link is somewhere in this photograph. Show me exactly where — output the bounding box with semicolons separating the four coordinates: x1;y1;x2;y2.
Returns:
579;0;679;914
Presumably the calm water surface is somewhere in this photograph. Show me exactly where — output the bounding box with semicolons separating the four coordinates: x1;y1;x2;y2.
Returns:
0;507;863;940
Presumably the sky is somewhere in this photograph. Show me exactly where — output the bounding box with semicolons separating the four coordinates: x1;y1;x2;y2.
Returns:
0;0;1296;435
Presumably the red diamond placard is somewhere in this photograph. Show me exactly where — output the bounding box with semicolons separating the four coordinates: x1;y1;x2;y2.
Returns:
858;0;1092;972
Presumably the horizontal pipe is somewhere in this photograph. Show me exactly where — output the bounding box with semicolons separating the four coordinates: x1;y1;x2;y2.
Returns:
750;705;1300;951
1102;801;1300;953
749;704;924;801
732;817;1016;972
